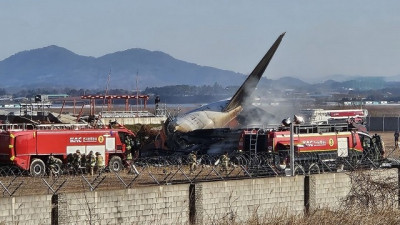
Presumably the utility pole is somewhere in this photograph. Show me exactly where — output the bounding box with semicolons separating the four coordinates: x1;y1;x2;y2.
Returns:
136;72;139;118
290;121;295;176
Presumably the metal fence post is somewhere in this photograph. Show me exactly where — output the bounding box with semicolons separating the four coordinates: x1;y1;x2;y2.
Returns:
383;115;385;132
290;123;295;176
368;116;370;132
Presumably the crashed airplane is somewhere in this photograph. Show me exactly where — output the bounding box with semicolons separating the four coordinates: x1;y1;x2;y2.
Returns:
157;32;285;153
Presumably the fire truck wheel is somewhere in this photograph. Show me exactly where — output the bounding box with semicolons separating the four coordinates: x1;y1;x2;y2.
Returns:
52;158;63;175
30;158;46;177
109;156;123;172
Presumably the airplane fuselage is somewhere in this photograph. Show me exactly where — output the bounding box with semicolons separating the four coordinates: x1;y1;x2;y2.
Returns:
167;99;242;133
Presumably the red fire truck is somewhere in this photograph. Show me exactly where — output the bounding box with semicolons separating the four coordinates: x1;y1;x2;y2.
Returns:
238;123;384;173
0;124;136;176
300;109;368;125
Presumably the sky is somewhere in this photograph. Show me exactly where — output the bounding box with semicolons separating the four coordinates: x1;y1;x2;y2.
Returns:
1;0;400;83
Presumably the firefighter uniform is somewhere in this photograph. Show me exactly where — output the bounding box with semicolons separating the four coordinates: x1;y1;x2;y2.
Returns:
95;152;105;173
188;151;197;174
125;136;133;160
87;151;96;176
47;154;57;176
220;152;230;174
73;150;82;172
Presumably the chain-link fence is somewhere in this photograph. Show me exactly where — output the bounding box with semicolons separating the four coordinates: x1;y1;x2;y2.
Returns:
0;151;391;197
367;116;400;131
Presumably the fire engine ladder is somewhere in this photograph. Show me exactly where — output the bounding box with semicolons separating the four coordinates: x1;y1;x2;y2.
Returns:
35;124;90;130
249;129;258;159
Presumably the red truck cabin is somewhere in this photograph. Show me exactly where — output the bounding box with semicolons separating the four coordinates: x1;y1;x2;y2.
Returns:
0;128;134;171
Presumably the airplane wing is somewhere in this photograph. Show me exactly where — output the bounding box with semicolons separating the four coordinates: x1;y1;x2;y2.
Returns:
223;32;285;112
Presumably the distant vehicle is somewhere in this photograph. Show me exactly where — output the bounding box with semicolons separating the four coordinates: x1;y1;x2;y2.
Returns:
158;33;285;151
0;123;137;176
299;109;368;125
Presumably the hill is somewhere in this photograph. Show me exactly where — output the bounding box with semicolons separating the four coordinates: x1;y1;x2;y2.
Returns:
0;46;247;90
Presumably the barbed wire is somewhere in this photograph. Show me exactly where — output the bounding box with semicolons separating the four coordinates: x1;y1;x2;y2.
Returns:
0;151;393;197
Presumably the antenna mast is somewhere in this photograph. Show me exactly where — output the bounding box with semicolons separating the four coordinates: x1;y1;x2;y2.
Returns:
102;70;111;112
136;71;139;117
94;70;111;127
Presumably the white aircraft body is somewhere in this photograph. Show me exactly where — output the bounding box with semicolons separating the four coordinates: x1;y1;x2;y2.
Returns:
169;100;242;133
166;32;286;134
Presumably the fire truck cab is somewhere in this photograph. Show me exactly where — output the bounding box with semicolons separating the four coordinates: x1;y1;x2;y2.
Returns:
0;124;137;176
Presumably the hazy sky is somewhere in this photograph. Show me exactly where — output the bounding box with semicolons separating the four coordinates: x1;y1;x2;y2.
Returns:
1;0;399;82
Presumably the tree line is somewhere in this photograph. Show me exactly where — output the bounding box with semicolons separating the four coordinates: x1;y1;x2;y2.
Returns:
5;83;400;103
6;83;238;100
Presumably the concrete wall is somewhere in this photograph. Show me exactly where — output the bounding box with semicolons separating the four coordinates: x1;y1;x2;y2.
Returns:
194;176;304;225
0;194;52;224
57;184;189;225
308;169;398;209
308;173;352;209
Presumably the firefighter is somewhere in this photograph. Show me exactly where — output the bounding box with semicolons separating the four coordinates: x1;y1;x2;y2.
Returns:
188;151;197;174
73;150;82;173
134;138;140;156
362;137;371;153
372;134;384;159
220;151;230;174
47;153;57;177
125;136;133;160
95;152;105;174
86;151;96;176
125;136;136;173
394;130;399;148
67;153;74;169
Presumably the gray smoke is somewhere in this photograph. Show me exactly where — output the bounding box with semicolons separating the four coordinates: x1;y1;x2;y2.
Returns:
237;88;303;128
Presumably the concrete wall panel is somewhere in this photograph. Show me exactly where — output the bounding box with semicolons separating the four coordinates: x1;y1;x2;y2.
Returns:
194;176;305;225
0;195;52;224
58;184;190;225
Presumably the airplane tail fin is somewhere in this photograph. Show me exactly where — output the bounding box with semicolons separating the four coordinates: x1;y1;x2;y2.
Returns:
223;32;285;112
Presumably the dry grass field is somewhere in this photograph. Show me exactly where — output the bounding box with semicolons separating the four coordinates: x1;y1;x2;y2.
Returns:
228;208;400;225
372;131;399;158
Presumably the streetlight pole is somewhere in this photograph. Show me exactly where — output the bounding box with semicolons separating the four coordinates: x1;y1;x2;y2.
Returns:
290;122;295;176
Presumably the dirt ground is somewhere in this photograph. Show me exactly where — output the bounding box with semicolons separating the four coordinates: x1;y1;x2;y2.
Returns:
0;165;249;197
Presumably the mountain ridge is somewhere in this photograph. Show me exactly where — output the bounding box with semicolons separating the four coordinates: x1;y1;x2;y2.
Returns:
0;45;249;90
0;45;396;91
